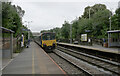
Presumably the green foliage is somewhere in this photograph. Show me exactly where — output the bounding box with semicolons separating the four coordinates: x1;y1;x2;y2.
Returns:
2;2;26;37
41;21;70;39
92;9;110;38
72;20;79;39
40;27;62;39
14;49;21;53
111;8;120;30
50;27;62;39
72;4;112;39
82;4;106;19
40;30;48;33
61;21;70;39
40;4;120;41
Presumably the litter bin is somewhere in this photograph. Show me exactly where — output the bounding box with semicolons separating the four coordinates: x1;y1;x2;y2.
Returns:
104;42;108;47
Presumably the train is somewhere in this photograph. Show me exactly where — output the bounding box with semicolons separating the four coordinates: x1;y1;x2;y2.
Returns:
34;32;56;52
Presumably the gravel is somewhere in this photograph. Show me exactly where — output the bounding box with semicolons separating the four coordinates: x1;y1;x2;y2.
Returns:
54;49;107;75
48;52;83;74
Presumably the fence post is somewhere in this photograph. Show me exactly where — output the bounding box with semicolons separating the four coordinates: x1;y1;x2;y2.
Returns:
10;33;13;59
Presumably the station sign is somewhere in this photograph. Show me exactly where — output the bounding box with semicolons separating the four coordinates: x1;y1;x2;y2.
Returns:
21;28;30;31
81;34;87;41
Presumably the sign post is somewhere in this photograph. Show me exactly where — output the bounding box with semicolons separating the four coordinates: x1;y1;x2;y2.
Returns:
21;33;24;47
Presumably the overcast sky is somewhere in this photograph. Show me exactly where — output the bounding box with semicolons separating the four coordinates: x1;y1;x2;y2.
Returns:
12;0;120;32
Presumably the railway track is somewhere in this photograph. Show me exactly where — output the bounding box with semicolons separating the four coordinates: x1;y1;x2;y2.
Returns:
56;46;120;76
53;50;110;75
48;53;84;74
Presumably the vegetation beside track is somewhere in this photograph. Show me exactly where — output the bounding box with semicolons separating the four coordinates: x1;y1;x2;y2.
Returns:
41;4;120;43
2;2;32;39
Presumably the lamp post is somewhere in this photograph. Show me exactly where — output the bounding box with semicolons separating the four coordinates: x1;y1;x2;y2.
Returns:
109;17;111;31
109;8;113;31
70;24;72;44
108;8;113;48
89;8;91;20
89;7;94;20
24;21;32;40
70;21;74;44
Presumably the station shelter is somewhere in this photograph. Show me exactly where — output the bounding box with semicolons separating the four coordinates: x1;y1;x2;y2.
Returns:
107;30;120;47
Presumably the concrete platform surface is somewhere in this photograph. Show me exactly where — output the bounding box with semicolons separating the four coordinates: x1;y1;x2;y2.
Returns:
57;42;120;54
2;42;66;74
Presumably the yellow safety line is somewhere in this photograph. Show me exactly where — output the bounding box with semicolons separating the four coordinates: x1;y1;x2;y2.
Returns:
32;48;35;74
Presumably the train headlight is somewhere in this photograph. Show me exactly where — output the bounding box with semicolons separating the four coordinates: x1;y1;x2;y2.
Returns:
43;44;46;47
53;43;55;46
43;44;46;45
52;43;56;49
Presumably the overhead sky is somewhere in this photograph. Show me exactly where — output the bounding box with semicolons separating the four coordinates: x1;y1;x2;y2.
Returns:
12;0;120;32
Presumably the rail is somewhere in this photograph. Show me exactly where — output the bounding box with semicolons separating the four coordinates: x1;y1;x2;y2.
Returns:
56;46;120;75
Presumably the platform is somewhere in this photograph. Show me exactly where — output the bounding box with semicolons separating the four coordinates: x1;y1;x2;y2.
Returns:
2;42;66;74
57;42;120;54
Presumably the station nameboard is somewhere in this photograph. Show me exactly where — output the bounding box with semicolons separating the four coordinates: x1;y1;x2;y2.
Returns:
81;34;87;41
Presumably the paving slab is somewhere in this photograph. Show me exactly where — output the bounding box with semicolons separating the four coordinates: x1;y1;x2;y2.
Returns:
2;42;65;74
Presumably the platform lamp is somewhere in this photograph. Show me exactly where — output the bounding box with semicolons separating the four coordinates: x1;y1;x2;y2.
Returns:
70;21;74;44
24;21;32;40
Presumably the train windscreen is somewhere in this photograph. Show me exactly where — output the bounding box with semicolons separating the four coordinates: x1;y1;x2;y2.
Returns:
42;33;55;40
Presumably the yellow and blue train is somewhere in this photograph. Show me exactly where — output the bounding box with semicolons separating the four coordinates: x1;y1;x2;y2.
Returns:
35;32;56;52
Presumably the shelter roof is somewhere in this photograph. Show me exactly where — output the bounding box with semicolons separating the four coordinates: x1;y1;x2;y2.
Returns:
0;26;14;33
107;30;120;33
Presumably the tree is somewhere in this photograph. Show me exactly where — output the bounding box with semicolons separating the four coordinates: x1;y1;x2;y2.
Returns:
91;9;110;38
72;20;79;39
40;30;49;33
80;4;110;39
61;21;70;39
0;2;2;26
49;27;62;39
2;2;25;37
111;8;120;30
82;4;107;19
40;3;115;42
16;6;25;19
77;18;93;35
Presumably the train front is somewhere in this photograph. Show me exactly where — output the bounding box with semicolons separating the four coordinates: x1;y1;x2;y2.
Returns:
41;32;56;52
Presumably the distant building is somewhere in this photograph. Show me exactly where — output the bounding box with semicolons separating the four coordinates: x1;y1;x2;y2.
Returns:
32;32;40;36
118;1;120;8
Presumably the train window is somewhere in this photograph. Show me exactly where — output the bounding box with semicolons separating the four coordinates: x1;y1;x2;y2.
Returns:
50;34;55;40
42;33;55;40
42;34;47;40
